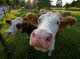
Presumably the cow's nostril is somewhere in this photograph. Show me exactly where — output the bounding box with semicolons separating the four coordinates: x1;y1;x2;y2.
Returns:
8;32;11;34
6;32;11;35
46;38;50;42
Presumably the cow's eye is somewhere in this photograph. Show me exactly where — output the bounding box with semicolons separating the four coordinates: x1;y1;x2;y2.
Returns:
38;18;41;23
57;21;60;25
38;19;40;22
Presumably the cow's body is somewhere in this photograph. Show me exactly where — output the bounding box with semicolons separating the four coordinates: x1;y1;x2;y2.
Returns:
62;12;71;17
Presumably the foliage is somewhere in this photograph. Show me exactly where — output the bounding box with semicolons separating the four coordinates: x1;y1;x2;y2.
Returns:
65;3;71;9
0;0;8;6
56;0;62;7
37;0;52;9
70;0;80;8
25;0;52;9
9;0;15;6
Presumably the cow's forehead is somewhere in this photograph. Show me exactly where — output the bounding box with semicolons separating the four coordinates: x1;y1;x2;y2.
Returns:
12;17;23;24
39;11;60;22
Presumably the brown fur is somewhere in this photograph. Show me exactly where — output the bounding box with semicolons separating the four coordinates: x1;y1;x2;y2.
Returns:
5;19;12;25
26;12;39;27
23;17;28;21
55;16;77;39
16;23;22;29
59;16;77;29
62;12;71;17
55;30;62;40
22;21;36;34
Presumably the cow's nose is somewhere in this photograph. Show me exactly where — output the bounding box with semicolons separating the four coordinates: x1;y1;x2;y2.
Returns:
5;32;11;35
30;29;54;43
30;29;54;50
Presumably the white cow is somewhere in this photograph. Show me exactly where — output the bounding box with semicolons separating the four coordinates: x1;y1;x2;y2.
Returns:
30;11;61;56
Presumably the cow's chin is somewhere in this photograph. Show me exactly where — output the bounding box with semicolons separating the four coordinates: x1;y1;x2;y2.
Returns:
30;29;55;52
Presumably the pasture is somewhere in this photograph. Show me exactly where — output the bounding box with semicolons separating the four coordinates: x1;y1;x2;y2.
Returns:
0;7;80;59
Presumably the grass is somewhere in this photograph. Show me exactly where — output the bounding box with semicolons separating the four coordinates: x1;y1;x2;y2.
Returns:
0;7;80;59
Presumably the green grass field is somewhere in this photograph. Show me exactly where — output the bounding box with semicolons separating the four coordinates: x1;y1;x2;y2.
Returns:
0;7;80;59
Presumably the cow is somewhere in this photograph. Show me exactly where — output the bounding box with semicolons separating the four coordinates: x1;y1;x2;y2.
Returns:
30;11;77;56
5;17;36;35
5;12;42;36
62;11;71;17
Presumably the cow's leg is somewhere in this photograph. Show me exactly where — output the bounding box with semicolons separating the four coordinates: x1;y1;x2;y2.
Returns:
48;50;52;56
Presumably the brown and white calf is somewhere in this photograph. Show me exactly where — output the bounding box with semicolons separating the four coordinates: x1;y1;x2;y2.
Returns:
30;11;77;56
30;11;61;56
5;17;36;35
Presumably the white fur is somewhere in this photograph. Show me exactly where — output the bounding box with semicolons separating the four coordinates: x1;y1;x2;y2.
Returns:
38;11;60;56
6;17;23;35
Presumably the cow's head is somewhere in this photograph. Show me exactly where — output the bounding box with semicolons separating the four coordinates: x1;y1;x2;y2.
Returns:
5;17;29;35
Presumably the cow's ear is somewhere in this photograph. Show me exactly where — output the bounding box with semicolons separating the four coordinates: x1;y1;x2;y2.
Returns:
23;17;28;21
16;23;22;29
22;21;29;28
59;16;77;29
5;19;12;25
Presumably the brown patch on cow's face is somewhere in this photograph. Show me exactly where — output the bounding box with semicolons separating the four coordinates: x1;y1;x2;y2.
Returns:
5;19;12;25
16;23;22;29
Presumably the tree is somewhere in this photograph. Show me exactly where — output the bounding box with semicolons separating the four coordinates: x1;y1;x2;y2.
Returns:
9;0;15;6
76;0;80;7
36;0;52;10
71;0;76;7
56;0;62;7
65;3;70;9
0;0;8;6
70;0;80;8
25;0;52;9
6;0;10;5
